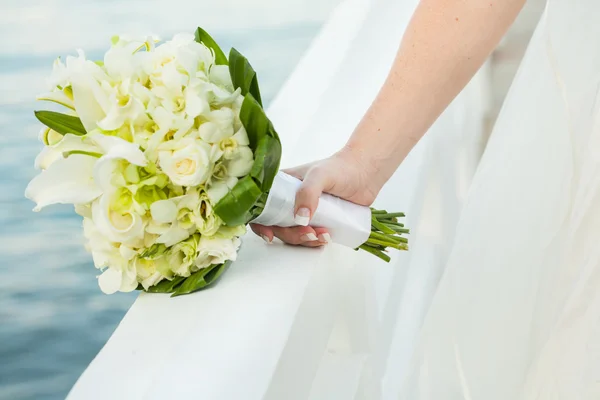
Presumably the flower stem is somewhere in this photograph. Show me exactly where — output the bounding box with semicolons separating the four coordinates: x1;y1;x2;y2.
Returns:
358;207;409;262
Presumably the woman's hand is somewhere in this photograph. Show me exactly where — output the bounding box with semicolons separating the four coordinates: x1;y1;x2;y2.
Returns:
250;146;383;246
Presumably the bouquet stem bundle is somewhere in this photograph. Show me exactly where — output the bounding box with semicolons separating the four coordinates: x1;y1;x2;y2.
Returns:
358;209;409;262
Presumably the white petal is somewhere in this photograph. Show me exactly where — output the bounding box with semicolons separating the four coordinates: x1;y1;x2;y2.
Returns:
119;245;138;261
206;179;236;203
198;121;220;143
98;268;122;295
89;133;147;166
226;146;254;177
156;226;190;247
34;147;63;170
209;65;234;91
90;133;147;191
120;265;139;292
71;73;108;132
37;90;75;110
150;200;178;223
35;134;100;170
184;88;209;118
232;126;250;146
25;155;101;211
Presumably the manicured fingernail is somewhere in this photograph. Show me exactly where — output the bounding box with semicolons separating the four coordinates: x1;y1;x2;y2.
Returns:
261;234;272;244
301;233;318;242
294;208;310;226
318;233;331;244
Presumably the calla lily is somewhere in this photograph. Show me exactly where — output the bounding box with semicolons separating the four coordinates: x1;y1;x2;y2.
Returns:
37;90;75;110
71;72;109;132
25;154;102;211
35;133;101;170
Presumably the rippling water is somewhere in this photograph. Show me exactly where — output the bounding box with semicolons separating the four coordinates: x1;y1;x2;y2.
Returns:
0;1;338;398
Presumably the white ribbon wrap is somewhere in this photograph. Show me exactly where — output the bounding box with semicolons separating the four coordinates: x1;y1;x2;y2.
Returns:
251;172;372;248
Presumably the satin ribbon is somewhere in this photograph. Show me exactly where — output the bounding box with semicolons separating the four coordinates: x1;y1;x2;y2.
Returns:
251;172;372;248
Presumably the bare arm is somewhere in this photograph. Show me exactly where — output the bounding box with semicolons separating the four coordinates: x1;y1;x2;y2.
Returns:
346;0;526;189
252;0;527;245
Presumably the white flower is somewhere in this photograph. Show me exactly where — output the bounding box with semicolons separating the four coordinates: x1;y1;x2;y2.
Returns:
83;218;121;268
158;137;213;186
223;145;254;177
98;265;138;294
34;133;100;170
198;107;235;143
195;236;241;269
147;199;191;246
206;176;238;204
135;257;171;290
97;79;147;131
91;194;145;245
25;154;102;211
168;235;200;277
194;191;222;236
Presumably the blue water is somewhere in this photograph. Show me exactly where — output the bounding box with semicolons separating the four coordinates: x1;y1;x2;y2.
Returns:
0;1;338;398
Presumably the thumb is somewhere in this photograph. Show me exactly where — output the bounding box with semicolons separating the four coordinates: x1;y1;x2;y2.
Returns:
293;166;330;226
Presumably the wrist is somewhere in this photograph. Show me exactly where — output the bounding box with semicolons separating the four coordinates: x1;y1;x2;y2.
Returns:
337;143;388;195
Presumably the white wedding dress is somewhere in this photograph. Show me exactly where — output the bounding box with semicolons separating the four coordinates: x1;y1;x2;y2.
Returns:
399;1;600;399
68;0;600;399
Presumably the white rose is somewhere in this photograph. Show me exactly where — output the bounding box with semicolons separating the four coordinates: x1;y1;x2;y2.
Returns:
91;194;145;245
195;236;241;269
158;138;213;187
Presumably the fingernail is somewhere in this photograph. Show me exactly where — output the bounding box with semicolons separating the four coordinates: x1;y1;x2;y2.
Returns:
261;234;272;244
301;233;318;242
318;233;331;244
294;208;310;226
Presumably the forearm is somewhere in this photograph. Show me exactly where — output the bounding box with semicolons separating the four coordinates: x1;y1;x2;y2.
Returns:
345;0;526;187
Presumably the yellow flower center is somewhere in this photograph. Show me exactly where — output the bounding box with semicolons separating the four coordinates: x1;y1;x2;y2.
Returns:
175;158;196;175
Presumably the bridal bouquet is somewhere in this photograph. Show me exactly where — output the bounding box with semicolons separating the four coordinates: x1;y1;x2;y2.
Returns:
26;27;408;296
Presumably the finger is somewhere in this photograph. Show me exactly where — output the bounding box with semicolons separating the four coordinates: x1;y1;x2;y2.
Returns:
250;224;274;244
312;227;331;245
294;166;331;226
283;162;314;180
270;226;323;246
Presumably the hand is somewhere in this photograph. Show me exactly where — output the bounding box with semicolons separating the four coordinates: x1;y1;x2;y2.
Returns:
250;146;383;246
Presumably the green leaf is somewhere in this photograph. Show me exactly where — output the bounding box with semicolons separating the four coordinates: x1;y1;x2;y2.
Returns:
194;27;228;65
239;94;270;150
250;135;282;191
229;48;262;106
34;110;86;136
145;276;186;293
214;175;263;226
171;261;231;297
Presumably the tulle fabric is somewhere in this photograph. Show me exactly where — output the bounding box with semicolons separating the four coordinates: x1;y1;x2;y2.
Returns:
398;1;600;398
